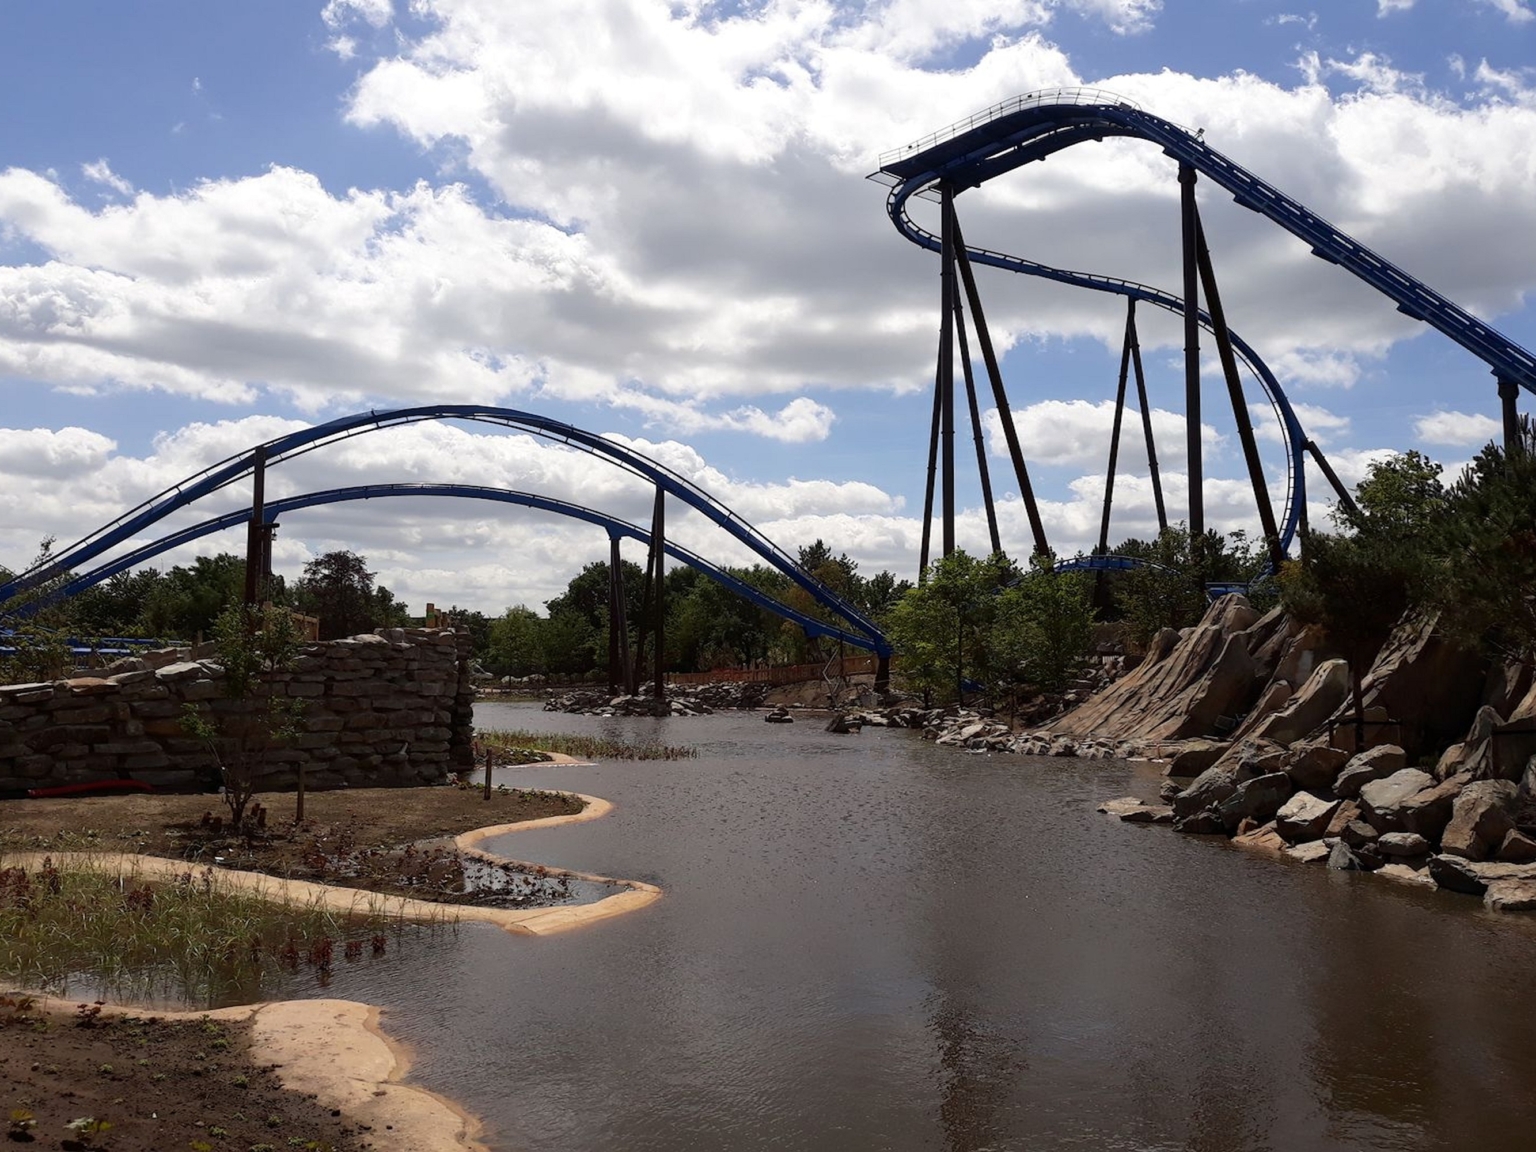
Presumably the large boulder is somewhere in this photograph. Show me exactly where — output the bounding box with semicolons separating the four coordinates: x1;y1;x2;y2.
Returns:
1428;855;1536;895
1275;791;1340;843
1329;612;1486;760
1359;768;1436;832
1172;764;1242;819
1232;822;1288;857
1049;596;1260;741
1216;772;1294;831
1498;829;1536;863
1253;659;1351;746
1334;745;1408;798
1284;742;1349;791
1377;832;1430;857
1484;879;1536;912
1395;775;1466;841
1440;780;1517;860
1167;739;1229;778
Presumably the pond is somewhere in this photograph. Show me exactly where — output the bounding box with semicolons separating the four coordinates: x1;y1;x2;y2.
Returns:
310;702;1536;1150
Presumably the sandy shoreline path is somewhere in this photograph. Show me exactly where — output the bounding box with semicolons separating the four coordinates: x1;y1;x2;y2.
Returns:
2;785;658;1152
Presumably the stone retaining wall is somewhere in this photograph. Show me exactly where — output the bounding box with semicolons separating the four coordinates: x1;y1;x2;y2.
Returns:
0;628;474;795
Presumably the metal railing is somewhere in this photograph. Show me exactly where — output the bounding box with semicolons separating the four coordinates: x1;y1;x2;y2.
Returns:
878;87;1138;168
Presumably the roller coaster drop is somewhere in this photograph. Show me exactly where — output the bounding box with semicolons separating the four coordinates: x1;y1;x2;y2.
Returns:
873;88;1536;574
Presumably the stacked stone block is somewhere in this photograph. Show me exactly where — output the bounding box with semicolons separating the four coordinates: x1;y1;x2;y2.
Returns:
0;628;474;795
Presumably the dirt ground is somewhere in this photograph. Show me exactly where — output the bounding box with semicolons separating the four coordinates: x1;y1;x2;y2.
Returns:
0;994;373;1152
0;785;585;905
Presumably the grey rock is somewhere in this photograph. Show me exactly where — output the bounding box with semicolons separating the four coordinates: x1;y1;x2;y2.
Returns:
1285;840;1333;864
1375;863;1437;888
1395;775;1466;841
1217;772;1294;831
1173;810;1225;835
1341;820;1380;849
1120;805;1174;825
1440;779;1517;861
1484;879;1536;912
1328;841;1366;870
1254;658;1350;745
1284;742;1349;791
1497;829;1536;863
1167;739;1228;777
1172;764;1240;819
1377;831;1430;857
1275;791;1339;842
1427;855;1536;895
1359;768;1436;832
1334;744;1409;798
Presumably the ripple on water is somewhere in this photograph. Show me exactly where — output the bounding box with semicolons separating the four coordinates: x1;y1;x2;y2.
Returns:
320;702;1536;1152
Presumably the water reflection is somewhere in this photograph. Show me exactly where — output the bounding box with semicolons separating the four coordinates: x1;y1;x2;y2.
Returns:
293;704;1536;1151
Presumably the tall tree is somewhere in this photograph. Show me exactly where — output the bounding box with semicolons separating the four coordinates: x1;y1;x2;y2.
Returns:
293;550;384;640
1431;417;1536;663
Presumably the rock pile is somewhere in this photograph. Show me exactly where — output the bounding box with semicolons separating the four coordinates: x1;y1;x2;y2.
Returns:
544;688;716;717
1102;717;1536;911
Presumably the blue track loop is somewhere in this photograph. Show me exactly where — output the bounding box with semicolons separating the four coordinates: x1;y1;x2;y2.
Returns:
877;89;1536;565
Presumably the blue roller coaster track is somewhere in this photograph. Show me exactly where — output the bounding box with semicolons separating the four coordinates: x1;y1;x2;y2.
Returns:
0;407;891;657
32;484;886;654
875;87;1536;561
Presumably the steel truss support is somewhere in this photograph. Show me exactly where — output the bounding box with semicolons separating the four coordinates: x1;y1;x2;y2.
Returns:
1305;440;1361;521
608;535;634;696
1500;376;1522;452
1127;303;1167;534
1194;217;1284;569
939;186;957;557
244;446;267;608
1179;164;1203;552
946;197;1050;558
919;303;945;581
1098;302;1134;556
954;278;1002;556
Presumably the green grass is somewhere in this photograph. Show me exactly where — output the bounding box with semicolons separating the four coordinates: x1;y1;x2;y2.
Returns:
0;855;447;1008
477;728;697;762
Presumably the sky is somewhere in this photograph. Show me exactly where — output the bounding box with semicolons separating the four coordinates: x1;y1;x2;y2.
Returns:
2;0;1534;616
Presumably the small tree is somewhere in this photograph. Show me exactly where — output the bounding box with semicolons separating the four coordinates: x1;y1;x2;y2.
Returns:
0;538;77;685
181;603;305;828
996;554;1097;693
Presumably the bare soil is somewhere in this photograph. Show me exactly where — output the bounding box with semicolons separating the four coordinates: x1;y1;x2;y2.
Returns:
0;994;372;1152
0;786;585;906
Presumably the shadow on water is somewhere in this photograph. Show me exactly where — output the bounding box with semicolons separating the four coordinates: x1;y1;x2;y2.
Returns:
281;702;1536;1151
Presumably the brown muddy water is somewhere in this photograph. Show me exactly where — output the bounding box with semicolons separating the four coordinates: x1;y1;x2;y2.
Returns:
299;702;1536;1151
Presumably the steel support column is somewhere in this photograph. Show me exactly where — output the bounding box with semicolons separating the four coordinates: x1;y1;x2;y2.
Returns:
1305;440;1361;521
1098;302;1134;556
919;334;944;582
948;201;1050;557
650;488;666;703
1179;164;1204;550
243;446;267;608
955;288;1001;556
1126;303;1167;534
939;185;957;557
1195;219;1283;568
1500;376;1521;451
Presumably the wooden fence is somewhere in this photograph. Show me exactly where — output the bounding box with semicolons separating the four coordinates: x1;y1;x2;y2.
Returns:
667;654;884;686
